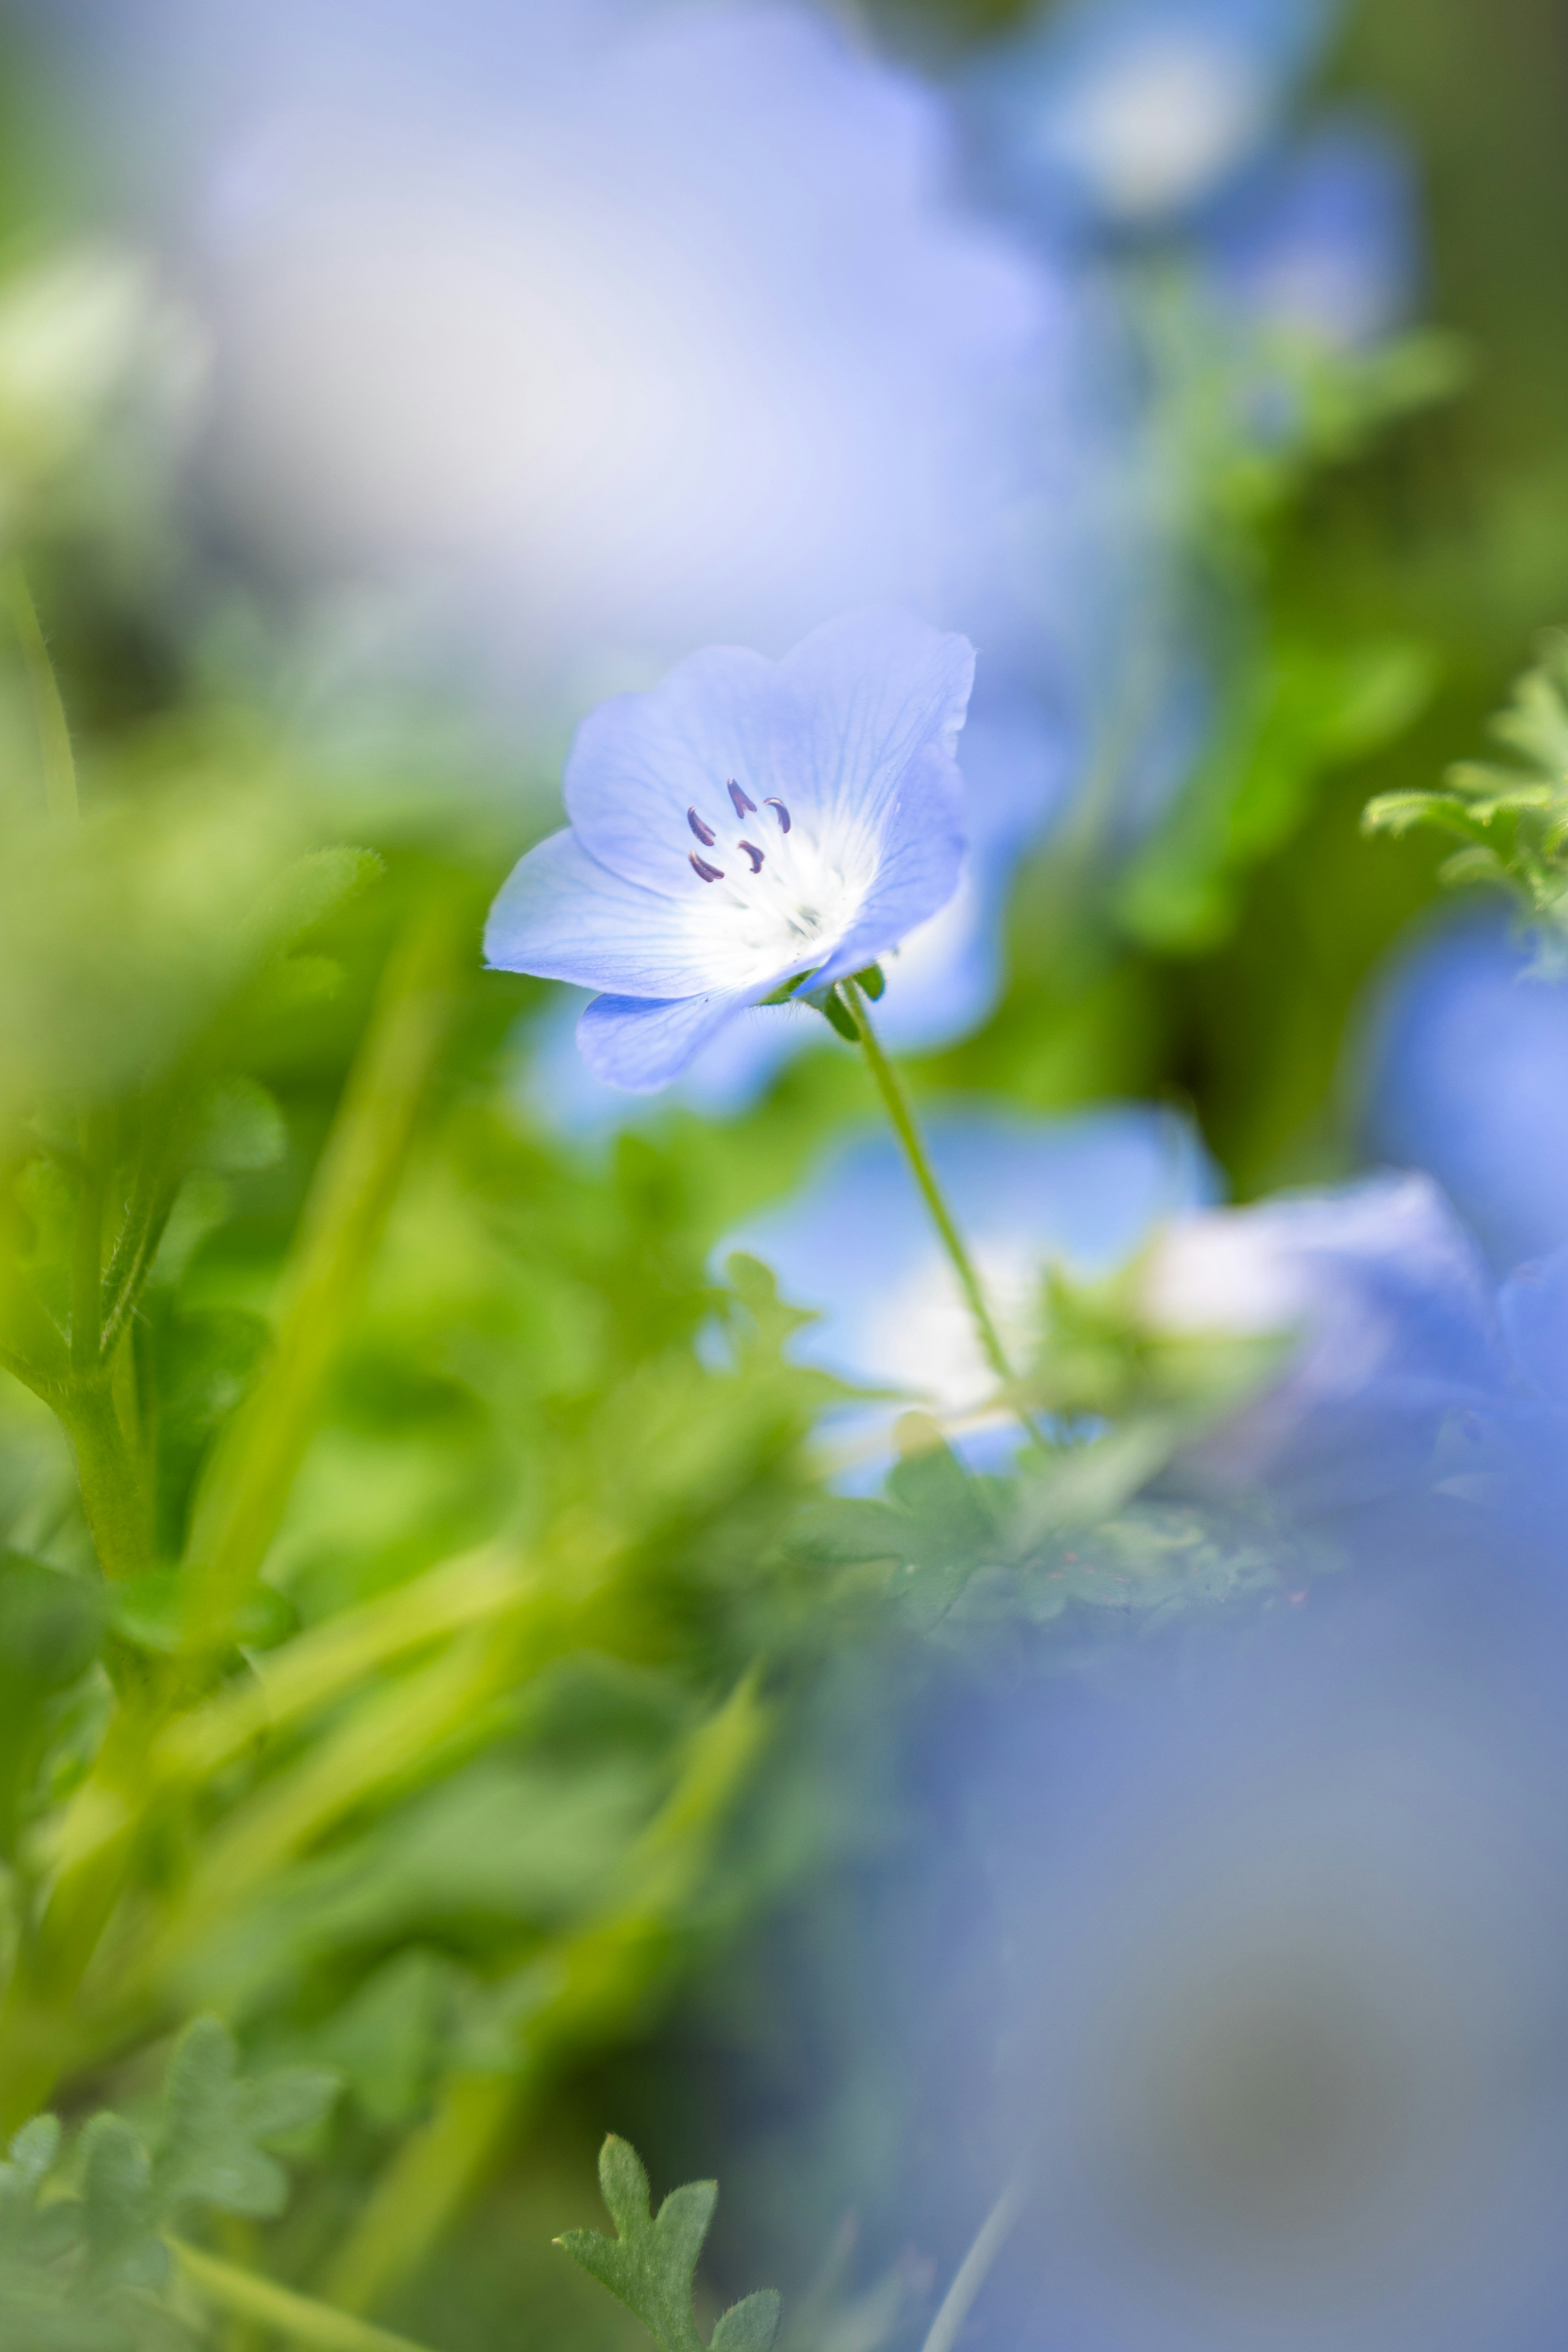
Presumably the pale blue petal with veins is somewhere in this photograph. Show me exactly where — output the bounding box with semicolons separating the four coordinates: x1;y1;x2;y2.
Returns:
485;607;972;1090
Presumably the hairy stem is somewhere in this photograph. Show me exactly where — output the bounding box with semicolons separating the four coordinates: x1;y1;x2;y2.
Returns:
840;977;1016;1387
169;2238;437;2352
57;1373;151;1583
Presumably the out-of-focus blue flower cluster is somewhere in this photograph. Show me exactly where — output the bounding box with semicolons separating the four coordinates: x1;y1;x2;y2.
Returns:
897;1543;1568;2352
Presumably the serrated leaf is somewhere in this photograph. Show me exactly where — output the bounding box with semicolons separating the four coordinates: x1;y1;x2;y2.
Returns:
0;2117;61;2258
712;2291;782;2352
75;2116;164;2296
152;2016;336;2221
559;2136;778;2352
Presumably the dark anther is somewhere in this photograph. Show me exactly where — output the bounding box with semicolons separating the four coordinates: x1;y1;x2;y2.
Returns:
764;797;791;832
687;807;717;847
728;779;757;818
689;852;726;883
739;840;765;873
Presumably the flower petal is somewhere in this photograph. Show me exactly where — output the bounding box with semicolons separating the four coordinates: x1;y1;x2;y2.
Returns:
577;986;752;1090
814;738;965;983
777;605;976;838
563;645;786;895
483;826;729;996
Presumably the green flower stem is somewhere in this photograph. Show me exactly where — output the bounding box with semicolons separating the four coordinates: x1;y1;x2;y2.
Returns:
321;1671;775;2317
182;896;461;1648
918;2174;1029;2352
7;562;78;824
840;977;1017;1388
169;2237;437;2352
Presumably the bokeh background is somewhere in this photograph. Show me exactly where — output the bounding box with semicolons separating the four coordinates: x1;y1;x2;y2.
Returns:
2;4;1568;2350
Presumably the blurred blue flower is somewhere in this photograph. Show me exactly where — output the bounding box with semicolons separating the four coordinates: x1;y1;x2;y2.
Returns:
1357;905;1568;1273
1207;113;1419;349
961;0;1337;238
724;1103;1218;1473
906;1547;1568;2352
486;608;973;1090
1142;1171;1506;1509
72;0;1063;728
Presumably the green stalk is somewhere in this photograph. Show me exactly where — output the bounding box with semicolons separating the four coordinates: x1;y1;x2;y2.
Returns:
56;1373;152;1582
169;2238;437;2352
182;897;460;1647
7;562;77;824
840;977;1017;1388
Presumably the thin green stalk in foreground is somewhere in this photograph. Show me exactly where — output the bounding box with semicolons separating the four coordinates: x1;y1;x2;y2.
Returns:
169;2238;436;2352
182;895;460;1647
840;976;1017;1389
918;2173;1029;2352
7;562;78;823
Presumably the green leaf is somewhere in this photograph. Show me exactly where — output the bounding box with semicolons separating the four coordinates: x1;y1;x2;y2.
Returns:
557;2136;779;2352
712;2292;782;2352
813;987;860;1043
187;1074;287;1175
152;2015;337;2221
75;2116;164;2297
1363;632;1568;954
0;2118;61;2259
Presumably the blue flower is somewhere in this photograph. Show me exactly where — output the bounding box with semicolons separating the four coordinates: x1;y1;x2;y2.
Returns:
91;0;1059;730
486;608;973;1091
1207;113;1419;349
723;1103;1218;1476
1357;905;1568;1274
1141;1171;1508;1510
515;681;1077;1135
886;1544;1568;2352
960;0;1336;238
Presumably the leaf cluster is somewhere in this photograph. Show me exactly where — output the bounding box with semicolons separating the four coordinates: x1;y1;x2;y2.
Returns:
1364;630;1568;959
780;1254;1304;1641
0;2016;334;2351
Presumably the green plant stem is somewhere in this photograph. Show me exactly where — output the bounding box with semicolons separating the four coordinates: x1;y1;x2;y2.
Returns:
321;1671;774;2316
70;1126;105;1378
7;562;77;824
840;978;1016;1387
169;2238;437;2352
182;897;460;1646
918;2174;1029;2352
56;1372;151;1582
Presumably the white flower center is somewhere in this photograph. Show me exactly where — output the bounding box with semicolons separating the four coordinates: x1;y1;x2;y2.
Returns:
682;784;878;991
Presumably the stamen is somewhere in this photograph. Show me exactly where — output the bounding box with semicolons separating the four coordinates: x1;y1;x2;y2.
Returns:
687;807;717;847
739;840;765;873
689;852;726;883
764;797;791;833
728;779;757;818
